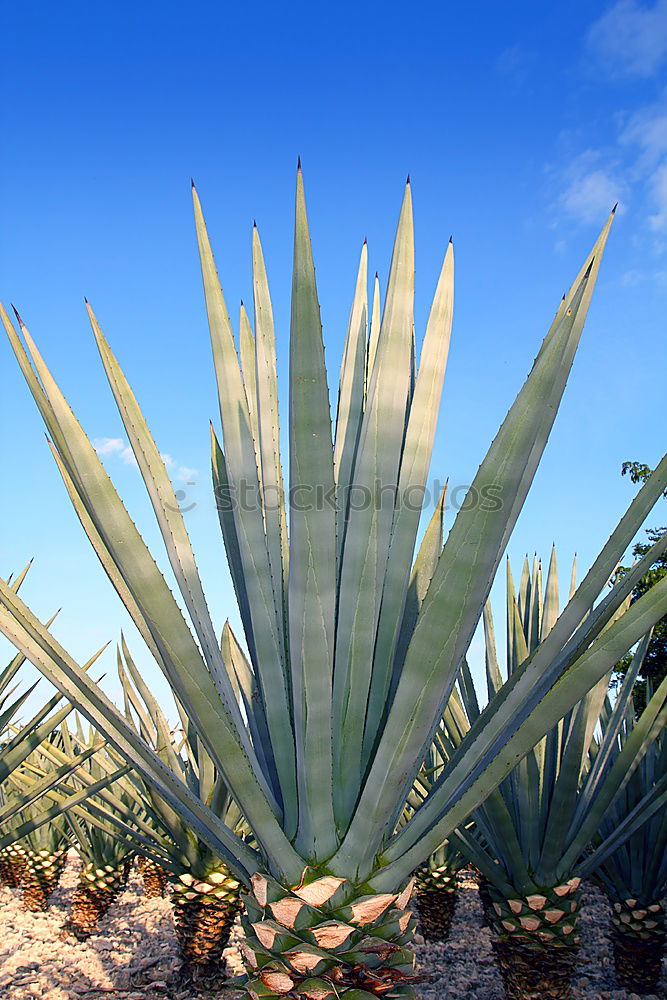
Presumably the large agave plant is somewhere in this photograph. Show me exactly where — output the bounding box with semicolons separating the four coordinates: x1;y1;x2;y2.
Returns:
437;551;667;1000
2;173;667;1000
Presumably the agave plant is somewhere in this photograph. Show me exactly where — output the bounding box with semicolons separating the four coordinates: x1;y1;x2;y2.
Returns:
45;718;142;938
437;550;667;1000
136;853;168;899
587;667;667;994
117;637;245;981
2;172;667;1000
5;721;122;909
0;576;77;888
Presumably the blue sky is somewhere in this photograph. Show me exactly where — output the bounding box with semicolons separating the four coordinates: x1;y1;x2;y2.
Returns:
2;0;666;714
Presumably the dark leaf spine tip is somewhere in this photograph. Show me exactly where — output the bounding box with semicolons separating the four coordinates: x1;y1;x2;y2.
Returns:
297;155;302;170
191;178;196;189
612;202;618;214
449;235;453;244
363;236;367;245
375;271;379;278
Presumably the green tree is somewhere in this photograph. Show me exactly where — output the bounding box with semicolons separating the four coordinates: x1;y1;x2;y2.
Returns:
614;462;667;709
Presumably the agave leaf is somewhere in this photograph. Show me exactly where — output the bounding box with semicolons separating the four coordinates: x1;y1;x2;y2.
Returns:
366;272;381;395
334;241;368;562
288;169;338;856
483;601;503;702
365;241;454;763
211;428;257;667
239;303;260;459
87;302;248;735
392;484;448;694
333;182;415;825
252;226;289;623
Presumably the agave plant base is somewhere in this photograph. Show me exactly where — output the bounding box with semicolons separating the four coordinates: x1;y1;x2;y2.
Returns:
240;871;421;999
493;938;579;1000
415;866;458;943
138;855;169;899
0;845;28;888
63;861;131;939
21;849;67;911
171;868;242;983
611;899;665;994
415;887;457;944
486;881;581;1000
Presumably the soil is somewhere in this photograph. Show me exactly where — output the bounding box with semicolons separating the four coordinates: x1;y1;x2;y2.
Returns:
1;859;664;999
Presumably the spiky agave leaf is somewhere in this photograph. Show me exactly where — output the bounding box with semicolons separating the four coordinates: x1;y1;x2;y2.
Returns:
2;173;667;996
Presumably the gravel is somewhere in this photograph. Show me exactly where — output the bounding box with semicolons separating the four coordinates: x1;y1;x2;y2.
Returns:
1;858;664;999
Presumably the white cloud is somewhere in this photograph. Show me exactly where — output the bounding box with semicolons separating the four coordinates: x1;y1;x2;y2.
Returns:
92;437;124;456
176;466;198;482
620;105;667;166
119;445;138;467
588;0;667;77
93;437;196;479
559;156;625;224
619;97;667;230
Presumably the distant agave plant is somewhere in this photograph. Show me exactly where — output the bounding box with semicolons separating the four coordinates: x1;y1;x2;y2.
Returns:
2;171;667;999
0;570;96;888
47;717;143;938
436;551;667;1000
589;667;667;994
117;638;246;982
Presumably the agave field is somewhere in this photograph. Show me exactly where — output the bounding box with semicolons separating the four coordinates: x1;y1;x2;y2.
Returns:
0;172;666;1000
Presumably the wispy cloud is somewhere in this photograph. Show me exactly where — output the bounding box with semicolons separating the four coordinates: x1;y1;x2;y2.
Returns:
93;437;197;481
558;152;626;224
587;0;667;77
93;436;137;467
620;97;667;229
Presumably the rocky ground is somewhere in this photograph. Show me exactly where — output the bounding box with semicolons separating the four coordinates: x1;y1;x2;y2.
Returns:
0;858;664;999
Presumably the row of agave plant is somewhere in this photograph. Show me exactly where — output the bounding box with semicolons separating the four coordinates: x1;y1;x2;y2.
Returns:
0;169;666;1000
2;555;665;996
